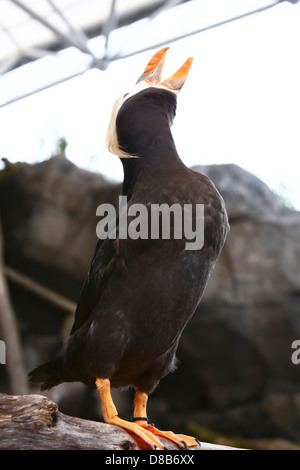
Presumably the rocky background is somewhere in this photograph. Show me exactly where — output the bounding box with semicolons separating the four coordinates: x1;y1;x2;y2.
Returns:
0;153;300;449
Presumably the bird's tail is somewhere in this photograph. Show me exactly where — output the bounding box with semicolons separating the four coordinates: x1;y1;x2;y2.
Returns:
28;355;65;391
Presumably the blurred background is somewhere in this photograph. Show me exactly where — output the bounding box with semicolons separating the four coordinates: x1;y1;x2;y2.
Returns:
0;0;300;450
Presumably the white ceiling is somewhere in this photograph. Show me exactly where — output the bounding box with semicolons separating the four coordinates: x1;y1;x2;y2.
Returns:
0;0;169;71
0;0;298;106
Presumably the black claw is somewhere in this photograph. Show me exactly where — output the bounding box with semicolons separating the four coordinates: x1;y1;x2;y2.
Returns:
154;445;158;450
195;438;201;447
181;440;189;449
164;446;169;450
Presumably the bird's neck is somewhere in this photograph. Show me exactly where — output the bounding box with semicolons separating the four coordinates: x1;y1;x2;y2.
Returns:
121;126;186;199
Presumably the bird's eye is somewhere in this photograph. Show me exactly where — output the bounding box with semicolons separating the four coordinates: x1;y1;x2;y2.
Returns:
123;92;129;98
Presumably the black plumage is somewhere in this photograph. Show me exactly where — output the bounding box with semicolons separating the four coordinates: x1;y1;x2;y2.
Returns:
29;48;229;449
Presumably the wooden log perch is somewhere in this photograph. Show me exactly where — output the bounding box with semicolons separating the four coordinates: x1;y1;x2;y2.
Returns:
0;393;242;450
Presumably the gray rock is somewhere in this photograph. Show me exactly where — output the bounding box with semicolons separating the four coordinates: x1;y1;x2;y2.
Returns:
23;154;120;278
0;154;120;281
192;163;280;218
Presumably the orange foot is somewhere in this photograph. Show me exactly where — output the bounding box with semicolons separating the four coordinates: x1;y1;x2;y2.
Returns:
96;378;165;450
135;421;200;449
133;390;200;449
95;378;200;450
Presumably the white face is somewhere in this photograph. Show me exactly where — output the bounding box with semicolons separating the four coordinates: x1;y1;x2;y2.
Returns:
106;81;178;159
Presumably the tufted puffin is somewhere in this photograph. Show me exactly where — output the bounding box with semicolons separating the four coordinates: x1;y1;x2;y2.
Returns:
29;47;229;450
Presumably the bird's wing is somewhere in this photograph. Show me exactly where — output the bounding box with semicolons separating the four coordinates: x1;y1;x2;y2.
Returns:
70;217;122;335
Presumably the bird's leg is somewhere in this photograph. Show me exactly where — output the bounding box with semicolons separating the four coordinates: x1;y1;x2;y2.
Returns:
95;378;164;450
133;389;200;449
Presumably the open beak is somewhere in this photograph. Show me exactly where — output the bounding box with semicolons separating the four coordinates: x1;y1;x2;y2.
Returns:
136;47;193;92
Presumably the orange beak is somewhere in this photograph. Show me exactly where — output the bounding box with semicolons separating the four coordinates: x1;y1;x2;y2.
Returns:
136;47;193;92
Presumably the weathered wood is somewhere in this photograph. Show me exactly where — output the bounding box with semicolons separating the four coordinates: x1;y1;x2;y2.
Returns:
0;393;240;450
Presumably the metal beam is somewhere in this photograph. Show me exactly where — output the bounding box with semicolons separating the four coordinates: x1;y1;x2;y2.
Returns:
10;0;94;55
112;0;286;61
45;0;98;59
0;0;297;108
0;66;91;108
0;20;24;74
0;55;22;75
103;0;119;56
